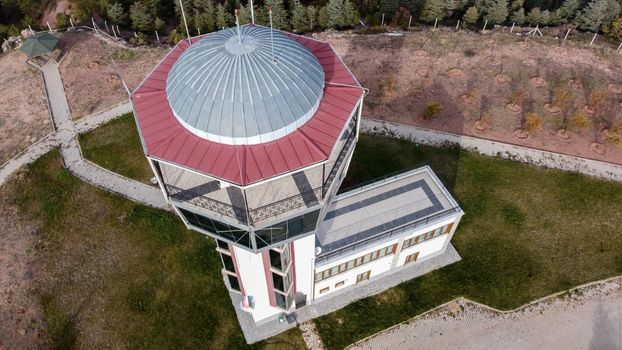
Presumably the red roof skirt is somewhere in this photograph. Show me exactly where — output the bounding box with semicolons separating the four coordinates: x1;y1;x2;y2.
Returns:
131;28;363;186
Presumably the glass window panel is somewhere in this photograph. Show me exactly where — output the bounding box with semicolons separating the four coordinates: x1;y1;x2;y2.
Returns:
378;248;386;258
216;239;229;251
315;272;322;281
221;253;235;273
302;210;320;233
275;292;287;309
347;260;355;269
371;251;379;260
228;274;240;292
330;266;339;275
272;272;285;292
270;249;283;271
287;216;304;237
363;254;371;263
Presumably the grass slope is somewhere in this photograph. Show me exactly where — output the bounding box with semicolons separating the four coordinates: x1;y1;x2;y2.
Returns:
7;149;304;349
79;113;153;183
315;134;622;349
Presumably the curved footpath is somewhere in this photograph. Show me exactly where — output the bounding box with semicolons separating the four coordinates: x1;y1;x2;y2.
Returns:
0;61;167;211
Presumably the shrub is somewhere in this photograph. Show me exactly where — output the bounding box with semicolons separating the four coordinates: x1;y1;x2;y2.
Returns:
129;32;149;46
525;112;542;132
55;13;71;28
111;48;135;60
354;26;387;34
422;101;443;120
382;75;395;101
570;111;590;129
464;48;476;57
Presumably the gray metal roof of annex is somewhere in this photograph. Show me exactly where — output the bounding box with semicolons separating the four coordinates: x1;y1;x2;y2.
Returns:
165;25;325;145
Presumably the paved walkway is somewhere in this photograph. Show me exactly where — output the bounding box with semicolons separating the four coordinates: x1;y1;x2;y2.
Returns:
0;61;167;211
349;278;622;350
362;118;622;182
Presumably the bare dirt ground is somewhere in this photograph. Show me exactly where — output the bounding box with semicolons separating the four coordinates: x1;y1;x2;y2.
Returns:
317;29;622;165
351;278;622;350
0;50;52;164
0;174;47;348
59;31;168;119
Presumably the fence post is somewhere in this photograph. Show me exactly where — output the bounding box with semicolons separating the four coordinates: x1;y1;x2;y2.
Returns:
563;28;571;42
28;25;34;35
112;25;117;39
381;13;385;26
408;16;412;29
482;19;488;32
455;20;460;30
617;42;622;52
69;17;74;28
155;30;160;43
433;18;438;29
91;17;97;32
197;27;200;35
589;32;597;46
46;21;53;33
116;25;120;36
104;20;109;32
510;22;515;33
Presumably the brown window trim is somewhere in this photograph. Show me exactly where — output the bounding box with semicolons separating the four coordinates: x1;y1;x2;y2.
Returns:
319;287;329;294
314;243;398;282
335;281;345;288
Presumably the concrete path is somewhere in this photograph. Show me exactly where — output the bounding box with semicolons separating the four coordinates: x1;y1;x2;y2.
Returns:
0;61;168;211
349;278;622;350
362;118;622;182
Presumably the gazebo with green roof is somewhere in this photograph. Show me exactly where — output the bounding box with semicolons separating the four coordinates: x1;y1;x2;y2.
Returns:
20;32;58;61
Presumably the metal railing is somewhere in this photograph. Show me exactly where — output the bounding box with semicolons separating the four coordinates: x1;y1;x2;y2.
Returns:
166;184;248;224
315;205;461;264
249;187;323;223
323;124;357;193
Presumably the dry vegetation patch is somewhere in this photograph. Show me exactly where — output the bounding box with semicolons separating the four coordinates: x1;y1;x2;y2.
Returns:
58;31;167;119
0;50;51;164
316;30;622;164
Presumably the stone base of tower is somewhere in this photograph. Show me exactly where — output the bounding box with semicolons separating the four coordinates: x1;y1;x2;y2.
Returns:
232;243;461;344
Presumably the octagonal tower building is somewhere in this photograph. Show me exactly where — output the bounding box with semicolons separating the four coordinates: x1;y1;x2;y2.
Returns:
132;25;463;343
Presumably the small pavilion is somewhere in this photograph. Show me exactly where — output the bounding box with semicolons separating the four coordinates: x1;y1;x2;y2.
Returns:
20;32;59;66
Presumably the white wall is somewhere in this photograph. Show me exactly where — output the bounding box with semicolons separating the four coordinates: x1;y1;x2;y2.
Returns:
293;234;316;304
313;215;460;299
233;246;281;322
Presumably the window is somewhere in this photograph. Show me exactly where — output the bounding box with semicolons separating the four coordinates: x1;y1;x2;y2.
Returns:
178;208;252;248
335;281;345;288
228;274;241;292
356;271;371;283
401;223;454;251
275;292;287;309
272;272;285;292
221;253;236;273
216;239;229;251
320;287;329;294
270;249;283;270
404;252;419;265
314;244;397;282
255;210;320;248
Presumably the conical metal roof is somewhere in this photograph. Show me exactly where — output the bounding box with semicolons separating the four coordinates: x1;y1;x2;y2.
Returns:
166;25;325;145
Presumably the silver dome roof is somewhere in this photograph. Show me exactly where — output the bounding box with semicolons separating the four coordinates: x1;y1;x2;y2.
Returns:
165;25;325;145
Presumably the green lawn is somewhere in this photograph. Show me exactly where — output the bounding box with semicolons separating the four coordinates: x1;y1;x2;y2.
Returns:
315;134;622;349
6;149;304;349
79;113;154;183
75;115;622;349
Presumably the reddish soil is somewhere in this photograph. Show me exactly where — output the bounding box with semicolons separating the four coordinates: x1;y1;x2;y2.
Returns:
316;30;622;165
59;31;168;119
0;50;52;164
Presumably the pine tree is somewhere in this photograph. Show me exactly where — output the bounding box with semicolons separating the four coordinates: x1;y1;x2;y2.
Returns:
327;0;345;28
463;5;479;25
527;7;541;25
265;0;289;29
443;0;456;18
510;7;525;24
318;5;329;28
540;9;550;25
255;6;269;25
399;0;420;15
576;0;620;32
107;2;126;25
343;0;358;26
603;16;622;40
130;1;154;31
307;5;318;29
216;3;233;29
509;0;522;12
555;0;579;23
482;0;508;24
238;2;252;24
380;0;399;19
291;0;308;32
419;0;444;22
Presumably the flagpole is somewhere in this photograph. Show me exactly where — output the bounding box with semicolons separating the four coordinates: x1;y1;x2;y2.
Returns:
269;6;275;63
178;0;192;45
250;0;255;24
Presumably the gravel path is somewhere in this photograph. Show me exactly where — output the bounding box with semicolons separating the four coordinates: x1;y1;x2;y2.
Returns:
350;278;622;350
